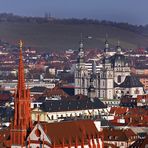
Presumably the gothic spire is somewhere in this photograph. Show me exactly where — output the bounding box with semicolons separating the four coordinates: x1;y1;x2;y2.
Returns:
17;40;26;98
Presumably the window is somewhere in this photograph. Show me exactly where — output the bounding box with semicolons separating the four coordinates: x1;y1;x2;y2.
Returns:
135;89;139;94
117;75;121;83
103;81;105;86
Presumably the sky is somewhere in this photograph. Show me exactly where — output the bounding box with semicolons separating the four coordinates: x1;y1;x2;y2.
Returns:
0;0;148;25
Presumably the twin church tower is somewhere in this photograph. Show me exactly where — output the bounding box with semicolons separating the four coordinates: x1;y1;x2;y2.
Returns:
74;39;131;100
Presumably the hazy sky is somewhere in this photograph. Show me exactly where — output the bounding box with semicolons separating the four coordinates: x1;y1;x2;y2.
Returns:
1;0;148;25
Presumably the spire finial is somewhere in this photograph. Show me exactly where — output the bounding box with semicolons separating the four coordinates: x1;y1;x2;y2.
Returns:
19;40;23;49
105;33;109;51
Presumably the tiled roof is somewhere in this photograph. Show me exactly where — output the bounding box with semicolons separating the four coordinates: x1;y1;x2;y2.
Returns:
103;128;137;142
30;86;47;93
137;94;148;101
61;87;74;96
40;97;106;112
43;86;69;98
0;128;10;147
128;108;148;115
109;107;128;115
104;143;117;148
119;75;143;88
40;120;101;146
129;136;148;148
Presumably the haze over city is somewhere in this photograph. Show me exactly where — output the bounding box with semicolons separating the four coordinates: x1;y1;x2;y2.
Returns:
0;1;147;147
1;0;148;25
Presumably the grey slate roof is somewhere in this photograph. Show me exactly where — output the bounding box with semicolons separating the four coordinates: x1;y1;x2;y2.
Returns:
114;82;119;87
30;86;47;93
40;97;106;112
119;75;143;88
61;87;74;96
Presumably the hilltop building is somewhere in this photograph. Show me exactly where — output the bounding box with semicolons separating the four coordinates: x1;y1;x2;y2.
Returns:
74;39;144;100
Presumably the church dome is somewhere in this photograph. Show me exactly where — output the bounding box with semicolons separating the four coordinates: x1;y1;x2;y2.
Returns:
109;53;127;68
109;41;128;68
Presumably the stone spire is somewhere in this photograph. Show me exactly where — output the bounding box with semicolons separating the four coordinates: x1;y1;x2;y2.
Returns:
77;34;84;63
103;35;110;67
104;34;109;53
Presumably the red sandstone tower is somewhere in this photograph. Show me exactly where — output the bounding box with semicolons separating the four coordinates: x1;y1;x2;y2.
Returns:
10;40;32;146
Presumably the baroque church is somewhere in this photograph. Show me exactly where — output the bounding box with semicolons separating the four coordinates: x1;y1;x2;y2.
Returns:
74;39;144;100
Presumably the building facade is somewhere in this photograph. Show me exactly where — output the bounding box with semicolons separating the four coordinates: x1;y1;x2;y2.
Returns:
74;40;144;100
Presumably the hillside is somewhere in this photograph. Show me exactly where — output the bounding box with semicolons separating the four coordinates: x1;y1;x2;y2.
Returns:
0;22;148;50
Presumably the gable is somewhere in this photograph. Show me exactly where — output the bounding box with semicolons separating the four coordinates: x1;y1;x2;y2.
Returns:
27;123;51;145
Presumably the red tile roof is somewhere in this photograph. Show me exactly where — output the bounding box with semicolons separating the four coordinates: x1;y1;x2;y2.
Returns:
40;120;102;146
0;128;10;147
103;128;137;142
110;107;128;115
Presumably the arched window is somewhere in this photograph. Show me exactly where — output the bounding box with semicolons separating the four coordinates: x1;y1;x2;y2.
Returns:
135;89;139;94
117;75;121;83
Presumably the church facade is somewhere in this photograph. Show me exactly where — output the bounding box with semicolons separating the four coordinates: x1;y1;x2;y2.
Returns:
74;40;144;100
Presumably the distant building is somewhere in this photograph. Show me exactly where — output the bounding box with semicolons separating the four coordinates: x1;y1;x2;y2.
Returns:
27;120;103;148
74;39;145;101
32;95;106;122
103;128;138;148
